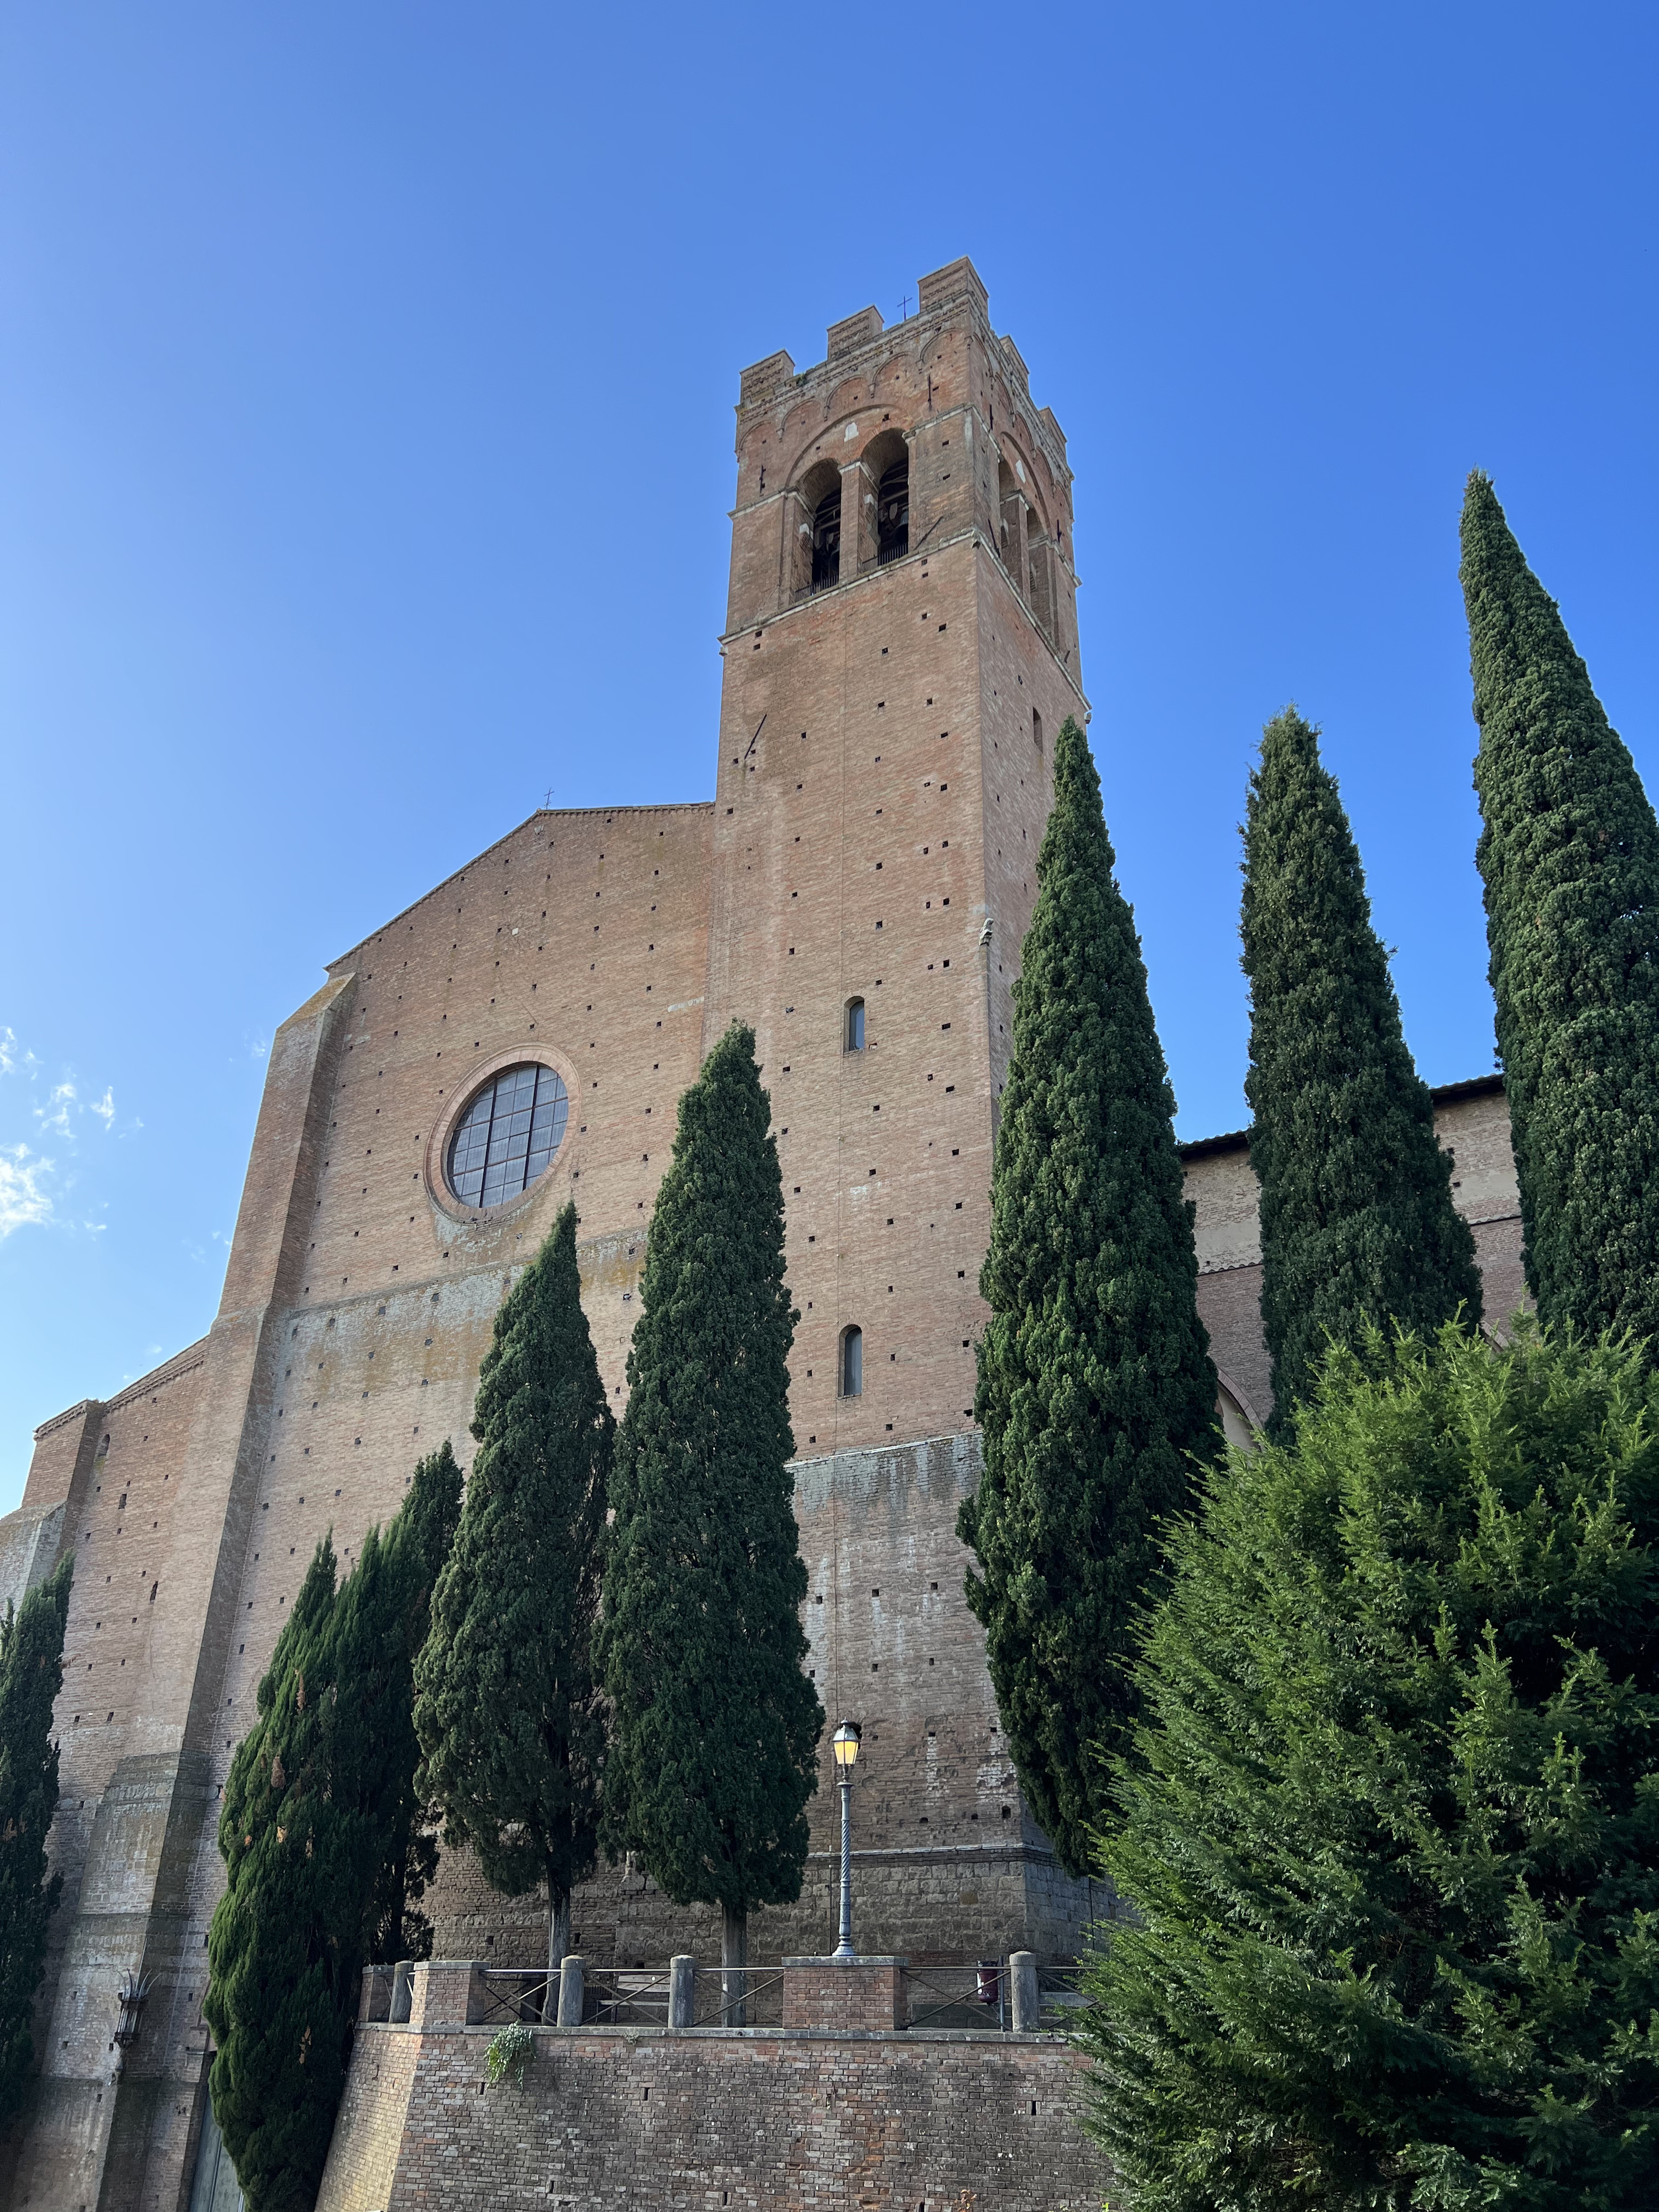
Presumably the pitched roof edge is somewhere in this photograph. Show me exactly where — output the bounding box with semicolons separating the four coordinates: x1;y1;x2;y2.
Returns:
325;800;716;971
1177;1072;1505;1163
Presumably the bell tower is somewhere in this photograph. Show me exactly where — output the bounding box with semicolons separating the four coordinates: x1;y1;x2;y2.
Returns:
703;259;1093;1952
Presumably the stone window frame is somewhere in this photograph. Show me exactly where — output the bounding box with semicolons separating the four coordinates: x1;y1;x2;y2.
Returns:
839;1324;864;1399
422;1041;582;1228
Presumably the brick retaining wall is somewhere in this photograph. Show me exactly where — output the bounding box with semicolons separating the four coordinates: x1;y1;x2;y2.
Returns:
317;2016;1104;2211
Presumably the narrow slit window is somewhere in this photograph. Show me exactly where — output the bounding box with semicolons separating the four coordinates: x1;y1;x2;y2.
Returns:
841;1326;863;1398
845;998;866;1052
1032;708;1044;752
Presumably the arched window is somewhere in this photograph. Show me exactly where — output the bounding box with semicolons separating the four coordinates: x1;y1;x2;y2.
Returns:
997;456;1018;554
875;456;909;564
811;482;842;589
858;429;909;572
793;460;843;599
1027;517;1056;636
841;1326;863;1397
845;997;866;1051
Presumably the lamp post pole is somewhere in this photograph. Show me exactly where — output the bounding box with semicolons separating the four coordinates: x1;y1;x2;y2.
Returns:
831;1720;860;1964
833;1770;855;1963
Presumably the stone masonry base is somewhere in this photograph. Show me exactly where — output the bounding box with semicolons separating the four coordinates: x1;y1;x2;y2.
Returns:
317;2016;1104;2211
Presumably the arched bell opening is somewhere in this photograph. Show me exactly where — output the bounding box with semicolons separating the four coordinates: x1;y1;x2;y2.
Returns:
792;458;843;598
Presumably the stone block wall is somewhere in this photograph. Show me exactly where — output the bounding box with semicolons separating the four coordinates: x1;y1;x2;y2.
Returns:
0;1499;64;1619
424;1428;1098;1972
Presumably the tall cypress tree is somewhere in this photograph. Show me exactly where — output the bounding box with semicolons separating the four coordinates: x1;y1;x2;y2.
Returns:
333;1443;462;1965
1243;707;1483;1429
600;1022;822;1987
0;1556;71;2143
207;1459;462;2209
957;716;1219;1879
1462;473;1659;1347
206;1540;362;2212
415;1204;612;1990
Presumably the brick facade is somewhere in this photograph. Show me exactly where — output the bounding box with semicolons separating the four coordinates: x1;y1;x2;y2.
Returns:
0;261;1525;2210
781;1960;907;2032
1188;1077;1525;1440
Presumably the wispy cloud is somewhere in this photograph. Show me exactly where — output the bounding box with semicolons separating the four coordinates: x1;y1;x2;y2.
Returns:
6;1046;119;1143
0;1028;39;1081
0;1145;53;1236
35;1078;117;1137
36;1081;77;1136
1;1027;123;1236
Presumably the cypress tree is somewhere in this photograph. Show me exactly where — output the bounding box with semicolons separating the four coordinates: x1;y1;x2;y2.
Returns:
1081;1323;1659;2211
206;1457;461;2208
206;1539;362;2212
1462;473;1659;1347
600;1022;822;1992
956;715;1219;1879
1242;706;1483;1430
333;1443;462;1964
414;1204;612;1992
0;1556;71;2143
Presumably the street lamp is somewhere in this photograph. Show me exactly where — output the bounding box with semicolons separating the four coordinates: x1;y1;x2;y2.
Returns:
831;1720;861;1963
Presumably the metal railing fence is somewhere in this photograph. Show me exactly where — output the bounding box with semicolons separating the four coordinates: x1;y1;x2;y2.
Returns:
460;1953;1088;2033
1035;1963;1088;2031
904;1960;1007;2031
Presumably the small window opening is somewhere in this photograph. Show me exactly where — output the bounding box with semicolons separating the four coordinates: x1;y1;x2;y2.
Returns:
841;1326;864;1399
845;998;866;1052
1032;708;1044;752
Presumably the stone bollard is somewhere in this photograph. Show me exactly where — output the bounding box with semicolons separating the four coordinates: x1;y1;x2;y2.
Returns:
668;1954;696;2029
389;1960;414;2025
556;1953;585;2028
1009;1950;1040;2034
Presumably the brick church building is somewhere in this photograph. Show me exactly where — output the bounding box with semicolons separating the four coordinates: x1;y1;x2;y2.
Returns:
0;258;1524;2210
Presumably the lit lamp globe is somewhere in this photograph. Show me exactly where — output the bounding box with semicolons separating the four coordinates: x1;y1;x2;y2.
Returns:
832;1720;861;1772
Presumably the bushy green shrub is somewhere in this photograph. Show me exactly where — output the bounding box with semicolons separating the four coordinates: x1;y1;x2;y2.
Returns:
1082;1323;1659;2212
484;2022;535;2089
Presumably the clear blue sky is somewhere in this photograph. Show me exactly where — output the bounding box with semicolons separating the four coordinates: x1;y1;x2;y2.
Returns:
2;3;1655;1509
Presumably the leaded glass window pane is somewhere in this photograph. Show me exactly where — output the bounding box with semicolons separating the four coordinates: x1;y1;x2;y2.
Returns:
446;1063;568;1209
